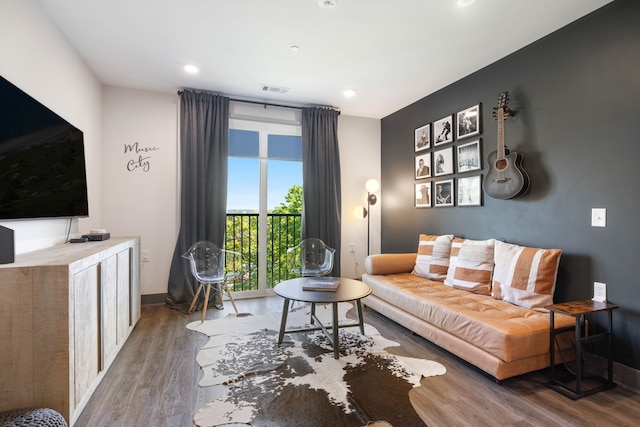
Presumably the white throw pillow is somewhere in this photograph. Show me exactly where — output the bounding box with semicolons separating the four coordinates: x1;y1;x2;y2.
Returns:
444;238;495;295
492;240;562;309
412;234;453;281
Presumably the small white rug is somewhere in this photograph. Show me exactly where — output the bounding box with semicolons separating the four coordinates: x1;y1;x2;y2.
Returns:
187;303;446;427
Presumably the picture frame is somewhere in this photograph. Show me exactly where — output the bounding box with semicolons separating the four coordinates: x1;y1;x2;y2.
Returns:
433;146;454;176
456;104;481;140
415;152;431;179
415;182;431;208
434;179;454;207
457;175;482;207
433;115;454;146
456;139;481;173
414;123;430;152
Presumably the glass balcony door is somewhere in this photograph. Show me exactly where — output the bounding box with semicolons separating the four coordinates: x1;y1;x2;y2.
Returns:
226;119;302;297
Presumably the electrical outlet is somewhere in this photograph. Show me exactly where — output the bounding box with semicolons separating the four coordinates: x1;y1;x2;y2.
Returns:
142;250;150;263
349;243;356;253
593;281;607;303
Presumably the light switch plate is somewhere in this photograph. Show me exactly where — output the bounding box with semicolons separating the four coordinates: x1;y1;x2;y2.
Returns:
591;208;606;227
593;281;607;303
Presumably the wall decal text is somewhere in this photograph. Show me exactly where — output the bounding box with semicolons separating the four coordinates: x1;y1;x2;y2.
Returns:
124;142;159;172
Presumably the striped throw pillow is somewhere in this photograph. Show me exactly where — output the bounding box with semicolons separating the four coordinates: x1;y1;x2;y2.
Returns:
492;240;562;309
412;234;453;281
448;236;465;262
444;238;495;295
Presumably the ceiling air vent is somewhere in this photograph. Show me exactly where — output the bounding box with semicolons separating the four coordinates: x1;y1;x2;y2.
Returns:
261;84;289;94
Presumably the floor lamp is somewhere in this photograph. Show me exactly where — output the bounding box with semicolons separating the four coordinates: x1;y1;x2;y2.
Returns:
354;179;380;256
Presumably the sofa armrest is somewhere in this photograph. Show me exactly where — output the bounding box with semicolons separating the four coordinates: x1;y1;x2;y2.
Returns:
364;253;417;275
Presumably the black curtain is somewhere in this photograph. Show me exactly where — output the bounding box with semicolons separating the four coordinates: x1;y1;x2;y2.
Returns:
301;107;342;276
166;91;230;312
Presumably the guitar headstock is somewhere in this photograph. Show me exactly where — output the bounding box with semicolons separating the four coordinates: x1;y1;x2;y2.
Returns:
492;91;513;120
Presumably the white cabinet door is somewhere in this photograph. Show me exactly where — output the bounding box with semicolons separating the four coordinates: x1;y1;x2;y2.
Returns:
117;249;131;344
72;264;100;409
101;254;118;367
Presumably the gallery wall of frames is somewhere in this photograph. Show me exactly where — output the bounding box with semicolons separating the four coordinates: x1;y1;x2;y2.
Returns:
414;104;482;208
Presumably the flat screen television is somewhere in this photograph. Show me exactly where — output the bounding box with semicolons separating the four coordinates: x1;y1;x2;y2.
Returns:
0;75;89;220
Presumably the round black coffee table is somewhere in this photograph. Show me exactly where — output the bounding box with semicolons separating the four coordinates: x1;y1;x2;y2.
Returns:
274;277;371;359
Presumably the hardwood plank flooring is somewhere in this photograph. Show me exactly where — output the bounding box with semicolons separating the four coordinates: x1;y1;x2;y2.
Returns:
75;297;640;427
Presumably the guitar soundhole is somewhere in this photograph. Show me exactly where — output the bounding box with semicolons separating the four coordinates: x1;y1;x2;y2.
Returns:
495;159;507;170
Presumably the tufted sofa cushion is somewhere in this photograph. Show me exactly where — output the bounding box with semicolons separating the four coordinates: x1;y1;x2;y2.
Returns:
363;272;574;363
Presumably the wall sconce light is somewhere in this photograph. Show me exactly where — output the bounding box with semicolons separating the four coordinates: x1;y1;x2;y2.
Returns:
354;179;379;256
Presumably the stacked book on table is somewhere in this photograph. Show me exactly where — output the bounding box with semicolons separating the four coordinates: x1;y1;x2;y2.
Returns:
302;278;340;292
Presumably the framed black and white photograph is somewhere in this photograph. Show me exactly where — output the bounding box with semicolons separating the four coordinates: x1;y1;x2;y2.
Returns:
434;179;454;207
433;146;454;176
415;182;431;208
415;152;431;179
456;139;481;173
414;123;430;152
457;175;482;207
456;104;481;140
433;115;454;146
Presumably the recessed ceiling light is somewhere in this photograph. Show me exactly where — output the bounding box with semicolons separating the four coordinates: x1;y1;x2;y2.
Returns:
184;64;199;74
290;45;300;52
343;89;356;98
319;0;337;8
457;0;475;6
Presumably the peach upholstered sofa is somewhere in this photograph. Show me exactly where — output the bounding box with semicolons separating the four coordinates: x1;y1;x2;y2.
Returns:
362;234;575;381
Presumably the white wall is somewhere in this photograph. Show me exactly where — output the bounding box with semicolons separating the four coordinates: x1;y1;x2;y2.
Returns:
101;87;179;295
1;0;381;293
0;0;103;253
338;115;381;278
99;89;380;293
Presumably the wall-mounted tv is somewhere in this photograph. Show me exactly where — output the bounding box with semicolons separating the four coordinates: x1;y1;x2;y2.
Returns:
0;75;89;220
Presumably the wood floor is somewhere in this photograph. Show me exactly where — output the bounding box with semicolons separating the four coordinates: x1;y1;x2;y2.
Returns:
75;296;640;427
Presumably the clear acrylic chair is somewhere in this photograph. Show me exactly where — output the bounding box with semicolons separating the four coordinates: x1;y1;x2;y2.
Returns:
286;238;336;313
286;238;336;278
183;241;240;322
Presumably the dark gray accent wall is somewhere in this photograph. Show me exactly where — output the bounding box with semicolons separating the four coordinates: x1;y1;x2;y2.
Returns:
380;0;639;370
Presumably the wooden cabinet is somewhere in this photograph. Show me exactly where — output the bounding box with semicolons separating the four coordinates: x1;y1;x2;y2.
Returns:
0;237;140;426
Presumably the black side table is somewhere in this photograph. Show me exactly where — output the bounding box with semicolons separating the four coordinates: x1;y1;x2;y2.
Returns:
545;300;618;399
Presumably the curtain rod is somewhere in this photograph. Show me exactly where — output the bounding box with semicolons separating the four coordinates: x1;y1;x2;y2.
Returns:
231;97;304;110
176;89;338;112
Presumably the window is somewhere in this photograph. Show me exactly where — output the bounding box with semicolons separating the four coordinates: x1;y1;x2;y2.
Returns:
226;119;302;296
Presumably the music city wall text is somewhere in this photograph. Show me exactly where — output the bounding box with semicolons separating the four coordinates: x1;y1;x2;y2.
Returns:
124;142;160;172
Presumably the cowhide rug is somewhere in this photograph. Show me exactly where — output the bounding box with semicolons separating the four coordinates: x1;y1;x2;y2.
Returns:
187;303;446;427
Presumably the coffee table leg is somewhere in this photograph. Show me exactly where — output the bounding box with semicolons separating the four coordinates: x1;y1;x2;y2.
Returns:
278;298;290;345
355;299;365;335
332;302;339;359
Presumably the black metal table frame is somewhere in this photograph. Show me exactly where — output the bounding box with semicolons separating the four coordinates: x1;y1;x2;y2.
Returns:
277;298;366;359
547;302;617;399
274;277;371;359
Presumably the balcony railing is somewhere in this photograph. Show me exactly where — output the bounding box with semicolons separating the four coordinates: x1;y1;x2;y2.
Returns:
225;213;302;292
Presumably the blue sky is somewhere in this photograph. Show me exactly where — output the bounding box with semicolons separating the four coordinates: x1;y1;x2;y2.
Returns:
227;129;302;211
227;157;302;211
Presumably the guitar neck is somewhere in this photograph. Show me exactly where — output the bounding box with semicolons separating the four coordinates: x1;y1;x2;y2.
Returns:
497;107;505;161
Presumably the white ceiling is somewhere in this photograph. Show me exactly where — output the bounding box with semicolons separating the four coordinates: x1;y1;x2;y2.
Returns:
36;0;612;119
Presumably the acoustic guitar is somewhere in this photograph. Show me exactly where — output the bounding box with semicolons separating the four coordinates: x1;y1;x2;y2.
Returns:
484;92;529;200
